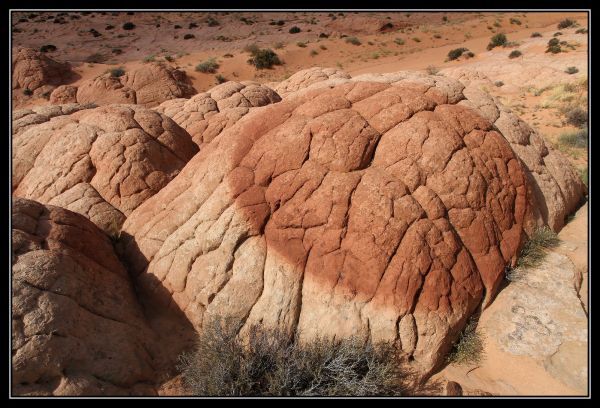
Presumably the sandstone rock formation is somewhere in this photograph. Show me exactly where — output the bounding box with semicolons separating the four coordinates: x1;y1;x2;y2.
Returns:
12;47;75;95
13;105;198;236
12;197;158;395
49;85;78;104
453;75;586;231
273;67;351;97
154;81;281;148
121;77;535;376
12;103;95;137
76;63;196;108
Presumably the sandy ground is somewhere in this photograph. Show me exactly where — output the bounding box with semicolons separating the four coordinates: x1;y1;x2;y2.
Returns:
11;11;589;397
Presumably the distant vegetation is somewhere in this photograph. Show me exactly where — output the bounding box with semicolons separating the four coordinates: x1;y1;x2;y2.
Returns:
196;58;219;73
289;26;301;34
557;18;576;29
109;67;125;78
247;48;282;69
508;50;522;59
531;32;542;38
345;36;361;45
447;47;469;61
487;33;507;50
122;22;135;30
215;74;227;84
565;66;579;75
559;129;588;148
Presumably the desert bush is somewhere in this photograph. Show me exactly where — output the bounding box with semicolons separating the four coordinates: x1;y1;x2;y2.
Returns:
559;129;588;148
122;22;135;30
289;26;301;34
433;33;442;39
531;32;542;37
495;80;504;87
563;106;588;128
546;45;561;54
510;17;522;25
40;44;57;53
243;43;260;54
86;53;108;63
548;38;560;47
394;38;405;45
215;74;227;84
465;51;475;58
247;48;282;69
557;18;576;29
575;28;588;34
22;88;33;96
310;49;318;57
196;58;219;73
565;66;579;74
296;41;307;48
109;67;125;77
553;31;563;37
508;50;522;59
177;320;411;396
487;33;507;50
447;47;468;61
207;17;219;27
442;16;448;22
446;315;485;366
345;36;361;45
426;65;440;75
516;226;560;269
184;33;195;40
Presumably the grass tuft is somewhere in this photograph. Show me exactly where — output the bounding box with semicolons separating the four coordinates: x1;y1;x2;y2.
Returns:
447;315;485;366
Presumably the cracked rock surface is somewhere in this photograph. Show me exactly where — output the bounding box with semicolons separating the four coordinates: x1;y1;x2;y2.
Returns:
12;104;198;236
121;77;537;375
12;47;75;97
154;80;281;148
76;63;196;108
11;197;160;395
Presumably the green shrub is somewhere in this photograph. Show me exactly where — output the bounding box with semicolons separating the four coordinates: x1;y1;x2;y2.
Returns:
531;32;542;37
559;129;588;148
508;50;522;59
196;58;219;73
447;315;485;366
289;26;301;34
447;47;468;61
177;320;412;396
109;67;125;77
487;33;507;50
247;48;282;69
345;36;361;45
557;18;576;29
565;66;579;74
122;22;135;30
215;74;227;84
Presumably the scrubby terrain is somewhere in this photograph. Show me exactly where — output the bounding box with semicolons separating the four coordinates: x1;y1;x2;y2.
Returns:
11;11;588;397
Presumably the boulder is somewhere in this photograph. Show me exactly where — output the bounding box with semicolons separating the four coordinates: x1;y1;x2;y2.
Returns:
154;80;281;147
77;63;196;108
12;47;74;94
13;105;198;236
12;197;158;395
120;77;533;376
49;85;78;104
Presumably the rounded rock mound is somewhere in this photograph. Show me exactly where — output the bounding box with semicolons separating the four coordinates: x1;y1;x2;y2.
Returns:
12;104;198;236
121;77;535;376
76;63;196;108
273;67;351;97
154;80;281;148
12;47;75;96
12;197;159;395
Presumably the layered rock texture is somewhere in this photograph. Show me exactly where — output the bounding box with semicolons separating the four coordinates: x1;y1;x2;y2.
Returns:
154;81;281;148
119;75;557;375
76;63;196;108
12;105;198;236
12;47;75;97
12;198;159;395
